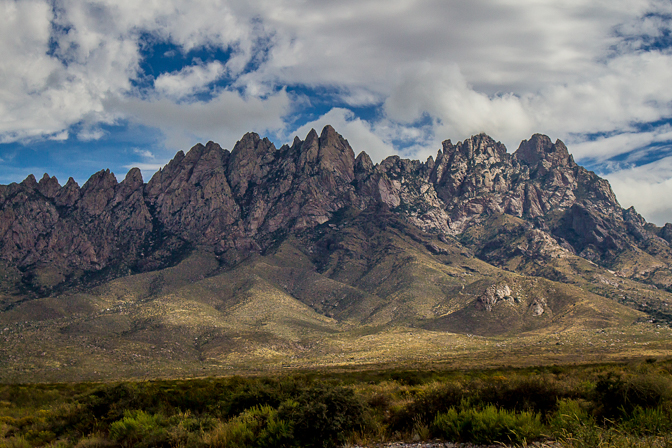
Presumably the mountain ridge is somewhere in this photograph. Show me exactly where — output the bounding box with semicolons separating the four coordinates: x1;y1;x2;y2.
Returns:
2;125;672;381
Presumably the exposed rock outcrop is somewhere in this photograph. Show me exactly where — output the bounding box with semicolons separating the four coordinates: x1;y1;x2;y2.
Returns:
476;284;514;311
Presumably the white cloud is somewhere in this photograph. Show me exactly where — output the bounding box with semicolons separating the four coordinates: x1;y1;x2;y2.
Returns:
154;61;226;98
2;0;671;153
107;88;290;151
570;126;672;163
605;157;672;225
383;65;534;152
49;131;70;141
2;0;672;225
132;148;155;159
77;127;105;141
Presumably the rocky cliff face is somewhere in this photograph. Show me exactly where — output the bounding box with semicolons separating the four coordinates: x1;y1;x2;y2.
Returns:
1;125;671;300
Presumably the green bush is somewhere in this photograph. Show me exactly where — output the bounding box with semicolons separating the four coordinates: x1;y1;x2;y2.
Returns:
108;410;170;448
201;405;293;448
432;405;544;445
619;406;672;436
549;399;593;438
0;435;32;448
277;385;367;448
387;382;464;431
593;372;672;419
224;381;287;417
474;375;571;414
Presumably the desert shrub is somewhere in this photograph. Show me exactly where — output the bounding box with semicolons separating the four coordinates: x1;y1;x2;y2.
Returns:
0;386;65;410
108;410;170;448
473;374;571;414
619;406;672;436
546;399;660;448
223;381;287;417
550;400;589;431
387;382;464;431
390;371;423;386
24;429;57;446
202;417;254;448
366;391;391;412
549;399;597;440
593;372;672;419
83;384;151;424
201;405;293;448
432;405;544;445
163;410;216;448
73;433;113;448
43;402;93;439
0;435;32;448
207;377;313;419
277;385;367;448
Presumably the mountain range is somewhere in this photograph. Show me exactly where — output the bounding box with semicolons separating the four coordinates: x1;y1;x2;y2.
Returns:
2;125;672;382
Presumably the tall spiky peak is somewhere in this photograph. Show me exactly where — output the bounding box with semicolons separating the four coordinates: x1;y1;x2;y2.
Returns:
79;169;118;216
515;134;574;168
37;174;61;198
228;132;276;198
316;125;356;182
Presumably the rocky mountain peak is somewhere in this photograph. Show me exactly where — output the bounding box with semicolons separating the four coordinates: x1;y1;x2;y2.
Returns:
515;134;574;169
20;174;38;189
112;168;144;206
37;174;61;198
228;132;276;198
81;169;117;192
317;125;356;182
440;134;507;163
55;177;80;207
354;151;374;180
121;167;143;190
79;169;118;215
662;223;672;244
297;128;321;168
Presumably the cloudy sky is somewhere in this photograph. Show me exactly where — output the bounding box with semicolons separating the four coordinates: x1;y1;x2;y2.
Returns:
1;0;672;224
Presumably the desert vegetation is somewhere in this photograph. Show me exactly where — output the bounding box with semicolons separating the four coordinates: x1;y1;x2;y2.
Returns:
1;360;672;447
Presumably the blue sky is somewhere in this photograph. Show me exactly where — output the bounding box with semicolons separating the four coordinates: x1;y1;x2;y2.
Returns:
1;0;672;224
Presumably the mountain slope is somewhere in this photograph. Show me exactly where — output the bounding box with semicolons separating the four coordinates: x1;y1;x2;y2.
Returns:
1;126;672;381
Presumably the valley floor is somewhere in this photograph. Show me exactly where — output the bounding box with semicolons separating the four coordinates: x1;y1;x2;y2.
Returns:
1;319;671;383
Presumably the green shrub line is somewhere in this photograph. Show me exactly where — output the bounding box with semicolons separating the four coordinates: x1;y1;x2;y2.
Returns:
1;361;672;447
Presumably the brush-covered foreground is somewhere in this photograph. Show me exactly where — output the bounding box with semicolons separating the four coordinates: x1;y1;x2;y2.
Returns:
1;361;672;448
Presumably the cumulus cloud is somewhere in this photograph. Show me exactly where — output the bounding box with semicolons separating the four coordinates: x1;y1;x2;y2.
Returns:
570;126;672;163
107;88;290;151
0;0;273;143
605;156;672;225
77;127;106;141
154;61;226;98
382;65;534;152
3;0;671;151
132;148;155;159
2;0;672;222
0;0;78;141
